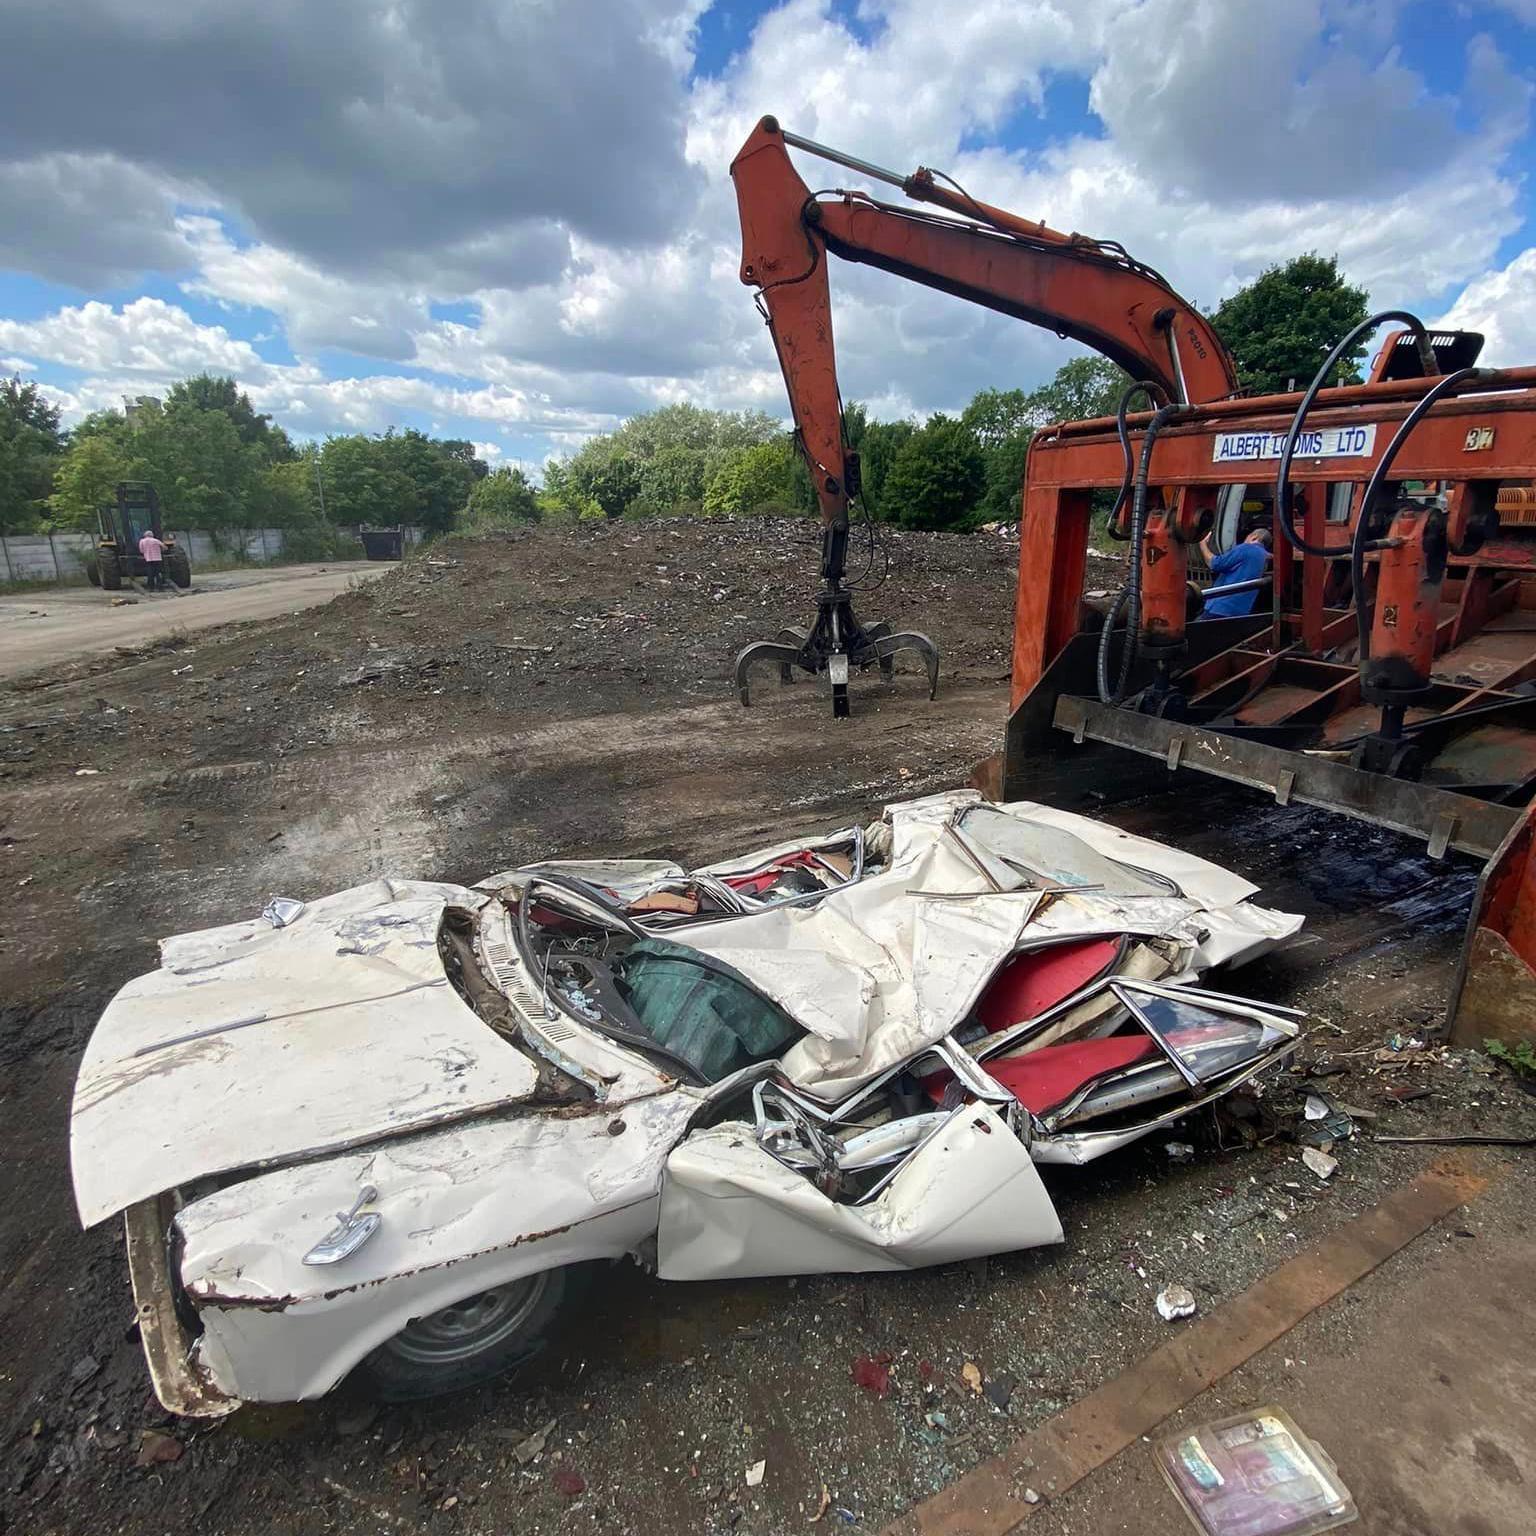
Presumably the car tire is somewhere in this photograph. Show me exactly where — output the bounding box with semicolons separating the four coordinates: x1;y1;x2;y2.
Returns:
86;557;101;587
97;548;122;591
165;546;191;589
359;1267;568;1401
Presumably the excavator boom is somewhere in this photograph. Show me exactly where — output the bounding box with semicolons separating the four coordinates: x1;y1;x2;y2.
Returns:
731;116;1237;529
728;115;1236;716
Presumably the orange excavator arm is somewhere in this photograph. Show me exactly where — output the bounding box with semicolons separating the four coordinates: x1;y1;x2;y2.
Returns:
730;115;1238;530
727;115;1237;718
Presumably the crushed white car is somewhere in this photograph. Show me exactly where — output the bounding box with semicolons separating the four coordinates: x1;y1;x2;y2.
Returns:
71;791;1303;1414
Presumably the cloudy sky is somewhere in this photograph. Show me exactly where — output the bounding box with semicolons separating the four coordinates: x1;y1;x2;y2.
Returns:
1;0;1533;472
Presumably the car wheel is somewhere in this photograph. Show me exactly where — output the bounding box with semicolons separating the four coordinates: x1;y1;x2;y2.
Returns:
360;1268;567;1401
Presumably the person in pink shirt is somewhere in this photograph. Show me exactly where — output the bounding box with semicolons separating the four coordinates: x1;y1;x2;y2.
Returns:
138;531;166;590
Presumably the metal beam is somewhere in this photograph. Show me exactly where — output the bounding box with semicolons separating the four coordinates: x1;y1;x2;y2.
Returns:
1052;695;1520;860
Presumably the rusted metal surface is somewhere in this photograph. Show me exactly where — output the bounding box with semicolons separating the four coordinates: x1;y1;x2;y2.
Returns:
123;1196;238;1419
882;1157;1494;1536
1448;798;1536;1045
1421;723;1536;791
1010;371;1536;1052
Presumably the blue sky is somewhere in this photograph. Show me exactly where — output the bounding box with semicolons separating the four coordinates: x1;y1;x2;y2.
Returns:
1;0;1534;471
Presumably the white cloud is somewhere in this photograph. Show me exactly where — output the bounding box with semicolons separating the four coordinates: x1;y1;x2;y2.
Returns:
1;0;1532;459
0;0;701;283
1435;247;1536;365
177;217;430;361
0;155;198;288
0;298;278;381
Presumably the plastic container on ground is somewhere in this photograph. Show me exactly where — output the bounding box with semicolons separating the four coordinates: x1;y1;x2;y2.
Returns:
1154;1406;1357;1536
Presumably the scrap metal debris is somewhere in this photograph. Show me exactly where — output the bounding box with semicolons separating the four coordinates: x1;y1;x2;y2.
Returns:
72;790;1307;1417
511;1418;556;1466
134;1429;182;1469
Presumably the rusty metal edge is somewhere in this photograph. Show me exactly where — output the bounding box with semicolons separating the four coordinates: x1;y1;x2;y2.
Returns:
882;1156;1493;1536
125;1196;240;1419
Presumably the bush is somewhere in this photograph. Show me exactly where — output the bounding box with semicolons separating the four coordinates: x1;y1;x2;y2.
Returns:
462;466;539;530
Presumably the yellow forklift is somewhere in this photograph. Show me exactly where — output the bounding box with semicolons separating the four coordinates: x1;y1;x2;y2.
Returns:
85;482;190;592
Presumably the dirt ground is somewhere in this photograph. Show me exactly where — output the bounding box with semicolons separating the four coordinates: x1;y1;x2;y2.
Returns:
3;515;1534;1536
0;562;389;683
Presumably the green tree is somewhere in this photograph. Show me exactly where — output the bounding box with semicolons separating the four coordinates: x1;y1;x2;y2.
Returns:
703;438;805;516
559;440;643;519
962;387;1038;524
379;429;482;535
0;375;64;533
166;374;295;459
464;465;539;528
1211;254;1370;395
48;429;139;528
1023;357;1130;425
975;432;1033;524
880;414;985;531
132;398;259;529
318;434;414;527
856;419;916;520
252;458;318;526
545;403;787;518
961;387;1031;447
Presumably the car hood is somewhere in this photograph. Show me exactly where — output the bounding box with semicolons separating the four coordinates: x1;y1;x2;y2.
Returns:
71;880;544;1226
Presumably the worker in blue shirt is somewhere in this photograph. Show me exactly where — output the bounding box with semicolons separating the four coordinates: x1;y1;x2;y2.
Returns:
1199;528;1272;617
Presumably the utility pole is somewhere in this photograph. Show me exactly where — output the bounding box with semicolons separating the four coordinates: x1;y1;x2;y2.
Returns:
312;450;327;520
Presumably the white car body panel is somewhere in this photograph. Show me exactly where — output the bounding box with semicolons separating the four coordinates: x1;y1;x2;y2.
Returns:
72;881;549;1226
70;792;1305;1414
657;1102;1062;1280
172;1090;699;1402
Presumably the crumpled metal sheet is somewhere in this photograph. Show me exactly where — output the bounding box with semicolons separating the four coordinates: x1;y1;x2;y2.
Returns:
677;793;1300;1100
657;1102;1062;1280
679;829;1038;1101
71;881;544;1226
174;1090;697;1402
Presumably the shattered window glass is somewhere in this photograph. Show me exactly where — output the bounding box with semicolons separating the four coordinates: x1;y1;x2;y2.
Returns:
1124;993;1291;1083
614;939;802;1082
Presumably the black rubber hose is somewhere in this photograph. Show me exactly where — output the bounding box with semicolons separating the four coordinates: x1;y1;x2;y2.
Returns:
1350;365;1487;665
1274;310;1432;558
1105;380;1172;541
1097;400;1182;704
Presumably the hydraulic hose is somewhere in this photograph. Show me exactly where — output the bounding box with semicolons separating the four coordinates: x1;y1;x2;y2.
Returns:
1105;380;1172;541
1350;365;1487;664
1097;398;1183;704
1274;310;1433;558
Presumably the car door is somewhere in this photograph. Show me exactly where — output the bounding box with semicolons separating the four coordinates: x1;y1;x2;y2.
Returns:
656;1101;1062;1281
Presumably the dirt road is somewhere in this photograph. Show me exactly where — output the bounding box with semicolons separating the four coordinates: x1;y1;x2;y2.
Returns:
3;518;1532;1536
0;562;388;682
